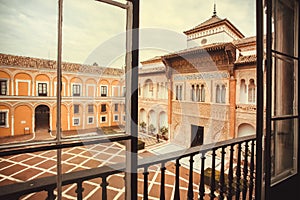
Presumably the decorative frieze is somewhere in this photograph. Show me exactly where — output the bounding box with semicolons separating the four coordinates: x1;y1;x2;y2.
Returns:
174;71;229;81
0;53;123;76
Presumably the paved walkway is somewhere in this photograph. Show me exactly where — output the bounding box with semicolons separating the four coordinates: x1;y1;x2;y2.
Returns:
0;135;211;199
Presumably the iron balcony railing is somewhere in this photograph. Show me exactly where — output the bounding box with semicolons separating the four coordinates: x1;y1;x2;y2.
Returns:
0;134;256;200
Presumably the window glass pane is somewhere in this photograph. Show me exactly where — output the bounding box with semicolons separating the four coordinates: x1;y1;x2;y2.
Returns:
271;118;297;181
272;56;298;116
273;0;298;57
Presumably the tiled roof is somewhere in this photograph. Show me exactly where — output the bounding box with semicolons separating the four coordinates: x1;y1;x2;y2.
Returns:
194;15;223;29
184;15;244;38
163;42;232;59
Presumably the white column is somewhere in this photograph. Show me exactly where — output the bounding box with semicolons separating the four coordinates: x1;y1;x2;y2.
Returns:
67;111;70;130
108;110;111;126
11;78;14;95
11;115;14;136
32;112;35;134
83;106;86;129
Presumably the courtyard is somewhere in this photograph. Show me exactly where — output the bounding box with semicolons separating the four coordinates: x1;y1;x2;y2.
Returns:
0;132;210;200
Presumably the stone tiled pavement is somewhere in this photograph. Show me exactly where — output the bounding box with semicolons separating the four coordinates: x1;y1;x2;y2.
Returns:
0;138;211;200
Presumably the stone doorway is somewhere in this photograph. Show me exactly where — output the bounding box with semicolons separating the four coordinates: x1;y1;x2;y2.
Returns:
35;105;50;133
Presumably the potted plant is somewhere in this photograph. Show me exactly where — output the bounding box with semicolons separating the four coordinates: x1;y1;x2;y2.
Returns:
148;124;156;135
160;126;169;140
139;121;146;132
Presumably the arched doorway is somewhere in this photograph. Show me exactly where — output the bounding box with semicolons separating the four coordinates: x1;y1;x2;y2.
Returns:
35;105;50;132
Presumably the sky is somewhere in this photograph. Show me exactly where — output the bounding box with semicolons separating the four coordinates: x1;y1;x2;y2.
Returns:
0;0;255;68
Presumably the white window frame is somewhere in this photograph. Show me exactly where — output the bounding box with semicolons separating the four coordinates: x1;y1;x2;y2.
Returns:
72;117;80;126
0;79;9;95
87;116;94;125
0;110;9;128
100;85;108;97
100;115;107;123
71;83;82;97
174;83;183;100
36;81;49;96
16;79;31;96
113;114;119;122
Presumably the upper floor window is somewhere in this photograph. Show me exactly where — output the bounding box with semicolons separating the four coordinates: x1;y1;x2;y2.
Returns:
38;83;47;96
200;84;205;102
0;111;7;126
191;85;195;101
248;79;256;103
191;84;205;102
175;84;182;100
216;85;221;103
240;79;247;103
88;104;94;113
101;104;106;112
72;84;81;96
74;104;80;114
221;85;226;103
0;80;7;95
216;84;226;103
114;104;118;112
101;85;108;97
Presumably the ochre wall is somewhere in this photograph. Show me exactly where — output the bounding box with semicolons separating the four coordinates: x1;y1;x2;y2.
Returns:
14;105;32;135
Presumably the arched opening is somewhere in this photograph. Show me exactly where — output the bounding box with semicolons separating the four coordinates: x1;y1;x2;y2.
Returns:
35;105;50;132
240;79;247;103
139;109;147;132
248;79;256;103
148;110;157;134
144;79;153;98
237;123;255;137
159;111;167;129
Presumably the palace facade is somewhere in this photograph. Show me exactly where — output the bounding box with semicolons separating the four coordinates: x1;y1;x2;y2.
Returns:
0;54;125;137
138;12;257;147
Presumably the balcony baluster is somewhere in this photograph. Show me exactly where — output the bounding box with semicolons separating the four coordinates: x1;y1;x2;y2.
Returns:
174;159;181;200
248;140;255;200
75;181;84;200
219;147;226;200
210;149;216;200
187;154;195;199
199;152;206;200
235;143;242;200
242;141;249;200
160;163;166;200
46;186;56;200
143;167;149;200
101;176;108;200
227;144;235;200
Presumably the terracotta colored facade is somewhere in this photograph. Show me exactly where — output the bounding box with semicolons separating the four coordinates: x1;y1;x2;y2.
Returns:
0;54;125;137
